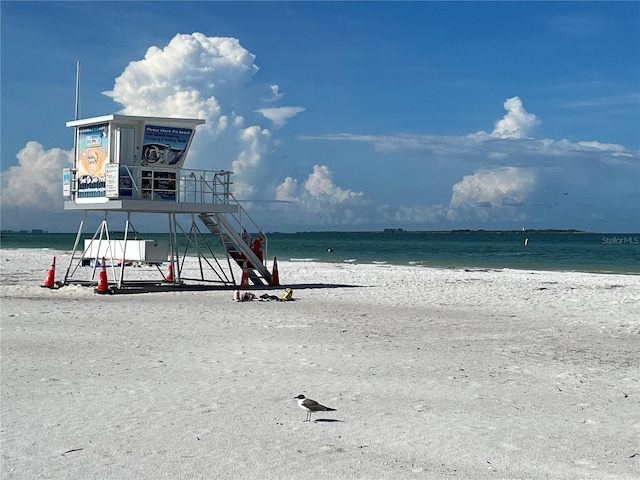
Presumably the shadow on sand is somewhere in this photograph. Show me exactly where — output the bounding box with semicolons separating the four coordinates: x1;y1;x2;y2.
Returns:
63;281;365;295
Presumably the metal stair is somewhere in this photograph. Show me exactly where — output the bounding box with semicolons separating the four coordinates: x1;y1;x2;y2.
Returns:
198;213;272;286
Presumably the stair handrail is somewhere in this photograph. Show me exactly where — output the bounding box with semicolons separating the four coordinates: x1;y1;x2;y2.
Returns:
224;191;268;263
179;167;268;262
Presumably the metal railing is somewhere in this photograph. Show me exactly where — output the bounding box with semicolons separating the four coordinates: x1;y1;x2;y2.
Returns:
178;169;233;204
69;165;235;205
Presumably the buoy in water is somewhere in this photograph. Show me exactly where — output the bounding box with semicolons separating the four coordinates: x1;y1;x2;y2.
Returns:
524;238;529;246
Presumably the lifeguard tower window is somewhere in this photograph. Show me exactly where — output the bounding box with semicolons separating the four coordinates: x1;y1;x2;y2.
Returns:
141;169;177;201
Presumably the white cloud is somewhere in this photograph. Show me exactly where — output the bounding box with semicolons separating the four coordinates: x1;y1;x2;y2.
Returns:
266;85;284;102
275;176;298;203
446;167;536;222
1;142;72;208
257;84;305;127
104;33;259;121
490;96;540;139
256;106;305;128
304;165;364;204
231;126;272;199
0;142;73;230
103;32;305;201
273;165;367;225
303;130;636;169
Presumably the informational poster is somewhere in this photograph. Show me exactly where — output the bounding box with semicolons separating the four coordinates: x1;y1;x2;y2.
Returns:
142;125;194;168
62;168;71;197
105;164;119;198
76;123;109;198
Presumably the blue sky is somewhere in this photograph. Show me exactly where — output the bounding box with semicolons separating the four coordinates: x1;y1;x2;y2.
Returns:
1;1;639;233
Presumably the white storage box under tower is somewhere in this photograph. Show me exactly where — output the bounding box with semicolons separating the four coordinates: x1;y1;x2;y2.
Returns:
83;239;168;263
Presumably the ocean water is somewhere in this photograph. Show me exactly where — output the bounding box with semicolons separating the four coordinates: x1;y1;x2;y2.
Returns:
1;231;638;274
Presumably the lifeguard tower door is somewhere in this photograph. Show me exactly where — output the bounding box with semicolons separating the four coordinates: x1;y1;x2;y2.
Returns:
115;126;136;167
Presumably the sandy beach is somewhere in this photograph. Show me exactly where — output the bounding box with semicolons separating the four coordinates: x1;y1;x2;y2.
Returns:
1;249;639;479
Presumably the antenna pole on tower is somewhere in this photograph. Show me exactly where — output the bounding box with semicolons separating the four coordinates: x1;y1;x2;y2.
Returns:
74;60;81;120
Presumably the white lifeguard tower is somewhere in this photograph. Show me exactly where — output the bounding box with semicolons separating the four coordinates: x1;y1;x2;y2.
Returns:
62;114;275;291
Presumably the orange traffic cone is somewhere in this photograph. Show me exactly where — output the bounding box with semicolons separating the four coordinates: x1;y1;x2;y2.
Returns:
95;257;110;294
165;263;174;282
252;236;264;263
42;256;56;288
240;260;250;289
270;256;280;286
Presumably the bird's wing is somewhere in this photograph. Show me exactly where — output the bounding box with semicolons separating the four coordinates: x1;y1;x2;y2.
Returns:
302;398;321;409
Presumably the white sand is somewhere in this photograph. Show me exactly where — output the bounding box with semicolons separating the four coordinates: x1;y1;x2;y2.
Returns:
1;249;639;479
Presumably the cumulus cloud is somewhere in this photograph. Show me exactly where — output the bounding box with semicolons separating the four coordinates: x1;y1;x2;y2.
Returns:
1;142;72;208
276;165;365;205
103;32;308;203
273;165;367;225
230;125;272;199
304;165;364;204
0;142;73;230
490;96;540;139
446;167;536;222
275;176;298;203
104;34;258;122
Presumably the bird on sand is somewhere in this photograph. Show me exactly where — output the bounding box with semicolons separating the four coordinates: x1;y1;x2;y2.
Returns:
294;394;336;422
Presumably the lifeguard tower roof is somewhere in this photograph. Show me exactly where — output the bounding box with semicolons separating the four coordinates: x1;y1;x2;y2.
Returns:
66;114;205;129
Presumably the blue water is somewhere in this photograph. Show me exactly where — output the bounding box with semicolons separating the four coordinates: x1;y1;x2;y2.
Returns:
1;231;638;274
